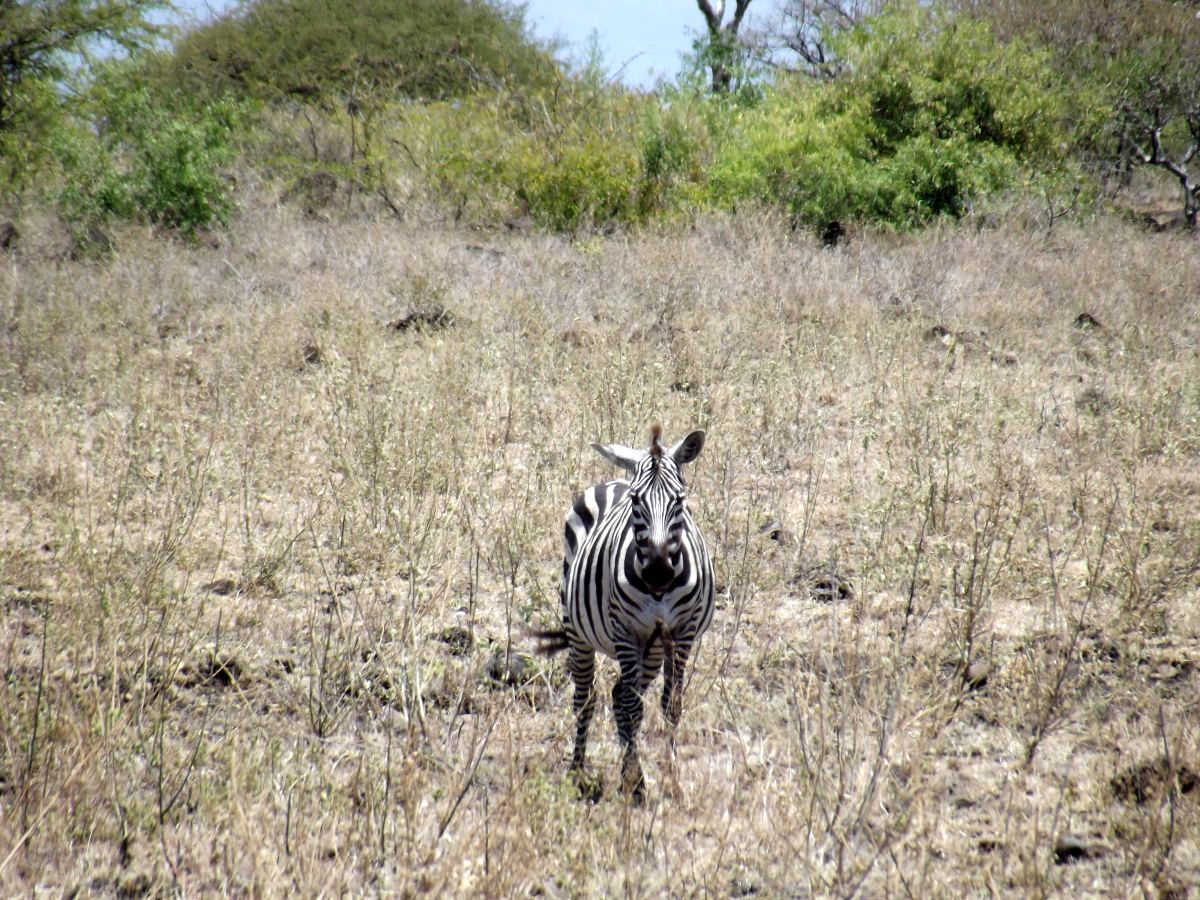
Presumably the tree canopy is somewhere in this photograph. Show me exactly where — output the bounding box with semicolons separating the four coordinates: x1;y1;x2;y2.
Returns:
1;1;163;183
1;0;162;127
157;0;561;104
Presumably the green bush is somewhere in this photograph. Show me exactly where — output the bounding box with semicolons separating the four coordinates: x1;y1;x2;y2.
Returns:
707;86;875;223
285;4;1075;234
394;95;524;221
637;104;711;217
0;76;67;189
505;89;649;231
834;6;1065;163
54;79;241;240
512;134;640;232
394;86;701;232
155;0;560;105
706;4;1071;230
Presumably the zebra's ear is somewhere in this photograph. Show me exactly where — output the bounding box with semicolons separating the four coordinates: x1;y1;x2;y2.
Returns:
668;430;705;466
591;442;643;472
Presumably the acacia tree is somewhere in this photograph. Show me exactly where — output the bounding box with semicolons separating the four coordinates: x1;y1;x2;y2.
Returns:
160;0;560;104
959;0;1200;229
695;0;753;93
1114;30;1200;229
1;1;162;128
1;0;163;184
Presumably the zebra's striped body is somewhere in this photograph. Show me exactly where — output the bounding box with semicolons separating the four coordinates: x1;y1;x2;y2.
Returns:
541;427;714;800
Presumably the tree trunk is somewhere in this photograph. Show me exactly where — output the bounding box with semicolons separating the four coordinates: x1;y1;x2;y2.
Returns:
1128;114;1200;232
695;0;753;94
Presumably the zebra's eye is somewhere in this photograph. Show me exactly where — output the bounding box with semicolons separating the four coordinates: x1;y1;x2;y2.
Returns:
627;490;640;504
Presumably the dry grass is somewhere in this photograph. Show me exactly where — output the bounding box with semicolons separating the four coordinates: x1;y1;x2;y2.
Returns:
2;204;1199;896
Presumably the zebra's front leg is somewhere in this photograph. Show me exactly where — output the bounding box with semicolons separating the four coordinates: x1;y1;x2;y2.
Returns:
659;634;692;800
661;635;694;744
613;642;648;802
568;645;597;773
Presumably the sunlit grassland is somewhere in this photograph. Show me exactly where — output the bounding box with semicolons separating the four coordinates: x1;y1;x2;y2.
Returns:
2;206;1199;895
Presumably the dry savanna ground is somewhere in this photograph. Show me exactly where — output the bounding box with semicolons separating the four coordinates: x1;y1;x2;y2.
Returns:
2;203;1199;897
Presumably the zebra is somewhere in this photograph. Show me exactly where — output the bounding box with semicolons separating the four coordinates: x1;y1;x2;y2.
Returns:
536;425;715;801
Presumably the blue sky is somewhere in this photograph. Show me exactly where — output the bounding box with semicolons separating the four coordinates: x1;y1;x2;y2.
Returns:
173;1;778;89
522;0;706;88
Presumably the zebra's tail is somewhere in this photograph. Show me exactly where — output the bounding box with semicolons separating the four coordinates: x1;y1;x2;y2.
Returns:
530;627;571;657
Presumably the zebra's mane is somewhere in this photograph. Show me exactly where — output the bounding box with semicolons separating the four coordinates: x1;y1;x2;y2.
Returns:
649;422;663;458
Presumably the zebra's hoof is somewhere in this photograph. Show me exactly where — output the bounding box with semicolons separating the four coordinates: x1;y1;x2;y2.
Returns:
625;778;646;805
621;765;646;805
630;782;646;805
570;769;604;803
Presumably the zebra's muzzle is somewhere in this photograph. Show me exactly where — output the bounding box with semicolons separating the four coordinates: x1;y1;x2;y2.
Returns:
639;553;676;592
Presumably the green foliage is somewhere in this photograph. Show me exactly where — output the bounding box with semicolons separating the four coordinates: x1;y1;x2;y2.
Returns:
395;86;707;232
834;7;1064;162
0;0;165;188
394;94;524;222
960;0;1200;176
507;89;656;232
706;86;870;220
53;77;241;240
385;5;1072;233
156;0;561;105
708;5;1071;229
511;136;640;233
638;104;711;216
0;76;64;187
240;3;1078;234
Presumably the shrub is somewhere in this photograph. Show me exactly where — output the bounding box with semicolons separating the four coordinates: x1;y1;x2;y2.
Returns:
393;95;525;222
832;5;1065;164
504;89;651;232
287;4;1074;234
0;76;67;190
706;4;1072;230
637;103;712;217
394;86;699;232
510;134;641;232
54;78;241;241
707;86;875;223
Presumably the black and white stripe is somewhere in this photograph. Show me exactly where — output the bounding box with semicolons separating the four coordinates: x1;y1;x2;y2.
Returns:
538;427;714;800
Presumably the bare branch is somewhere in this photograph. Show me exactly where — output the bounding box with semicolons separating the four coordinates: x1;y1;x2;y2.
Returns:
1125;105;1200;229
751;0;880;79
727;0;754;34
1149;122;1168;165
1126;135;1152;165
696;0;725;35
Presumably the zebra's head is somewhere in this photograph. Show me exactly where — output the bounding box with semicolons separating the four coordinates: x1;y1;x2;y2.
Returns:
593;425;706;594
